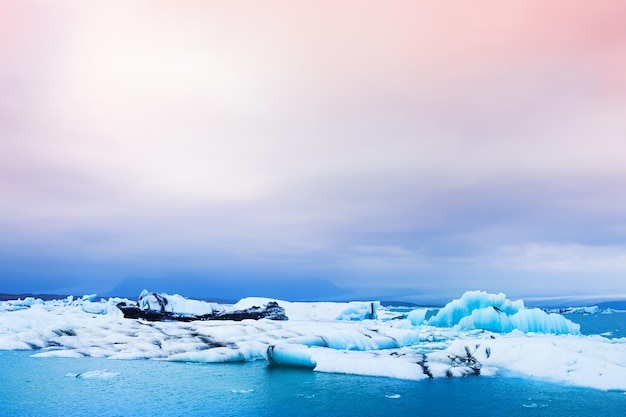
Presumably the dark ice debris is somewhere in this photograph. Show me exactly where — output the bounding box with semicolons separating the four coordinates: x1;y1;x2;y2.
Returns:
116;300;288;322
445;345;482;376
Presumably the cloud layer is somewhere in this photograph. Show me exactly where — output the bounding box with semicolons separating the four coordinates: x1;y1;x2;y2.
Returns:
1;1;626;298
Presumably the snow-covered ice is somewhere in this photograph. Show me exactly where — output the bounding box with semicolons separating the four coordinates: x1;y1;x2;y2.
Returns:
1;290;625;391
137;289;219;316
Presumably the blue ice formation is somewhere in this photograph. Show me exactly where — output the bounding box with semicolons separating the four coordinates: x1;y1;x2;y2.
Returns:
427;291;580;335
407;309;427;326
267;344;317;369
336;302;380;321
428;291;523;327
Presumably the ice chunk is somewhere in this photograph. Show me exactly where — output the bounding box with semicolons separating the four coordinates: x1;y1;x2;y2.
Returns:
407;308;427;326
336;302;379;320
0;340;33;350
547;306;604;314
266;344;317;369
81;300;124;315
138;290;218;316
428;291;579;335
310;348;429;380
234;298;380;321
10;297;40;307
316;330;379;350
428;291;523;327
32;350;84;358
456;307;515;333
1;289;624;391
510;309;580;335
167;348;247;363
464;335;626;391
66;370;119;379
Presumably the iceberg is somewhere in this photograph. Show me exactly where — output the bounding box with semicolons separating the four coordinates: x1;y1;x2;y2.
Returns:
0;290;624;391
406;308;428;326
547;306;603;314
335;301;379;321
118;290;288;321
267;344;317;369
65;370;120;379
232;297;380;321
428;290;524;327
137;289;218;316
428;290;580;335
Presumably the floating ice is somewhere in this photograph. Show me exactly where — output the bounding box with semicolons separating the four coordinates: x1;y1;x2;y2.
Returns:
555;306;601;314
0;290;624;391
138;289;218;316
6;297;40;308
428;290;580;335
546;306;619;315
407;309;427;326
267;344;317;369
428;291;523;327
336;301;379;320
233;298;379;321
66;370;120;379
33;350;84;358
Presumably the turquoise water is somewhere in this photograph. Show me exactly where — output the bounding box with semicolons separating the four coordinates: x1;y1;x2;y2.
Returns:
569;312;625;338
1;312;625;416
1;350;625;417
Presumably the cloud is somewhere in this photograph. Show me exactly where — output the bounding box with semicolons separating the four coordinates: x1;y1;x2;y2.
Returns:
1;1;626;296
495;242;626;272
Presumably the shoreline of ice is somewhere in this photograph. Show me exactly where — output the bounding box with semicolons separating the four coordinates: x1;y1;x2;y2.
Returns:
1;290;625;392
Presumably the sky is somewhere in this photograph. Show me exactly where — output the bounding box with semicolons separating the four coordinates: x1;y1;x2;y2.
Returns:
1;0;626;301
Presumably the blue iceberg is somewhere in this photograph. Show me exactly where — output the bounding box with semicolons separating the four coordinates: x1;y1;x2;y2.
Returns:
428;291;580;334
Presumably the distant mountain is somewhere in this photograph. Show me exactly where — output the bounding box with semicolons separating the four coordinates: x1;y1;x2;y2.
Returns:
524;296;626;310
0;293;73;301
596;300;626;310
107;273;349;302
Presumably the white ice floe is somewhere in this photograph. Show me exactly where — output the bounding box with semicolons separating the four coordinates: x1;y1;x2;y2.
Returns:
546;306;621;315
230;389;254;394
138;289;219;316
1;290;625;391
233;297;379;321
547;306;601;315
65;370;120;379
406;308;428;326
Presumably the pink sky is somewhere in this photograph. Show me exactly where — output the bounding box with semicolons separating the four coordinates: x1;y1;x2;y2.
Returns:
1;1;626;298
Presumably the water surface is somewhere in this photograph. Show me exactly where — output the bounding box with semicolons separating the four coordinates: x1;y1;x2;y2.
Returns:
2;350;625;417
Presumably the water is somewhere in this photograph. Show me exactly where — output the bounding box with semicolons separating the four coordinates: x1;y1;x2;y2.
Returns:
1;312;625;416
569;311;625;338
2;350;625;417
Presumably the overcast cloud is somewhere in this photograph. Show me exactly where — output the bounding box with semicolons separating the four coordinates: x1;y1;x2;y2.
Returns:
1;1;626;299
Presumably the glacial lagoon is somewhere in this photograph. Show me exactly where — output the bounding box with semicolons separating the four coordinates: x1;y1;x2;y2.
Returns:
1;291;625;416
